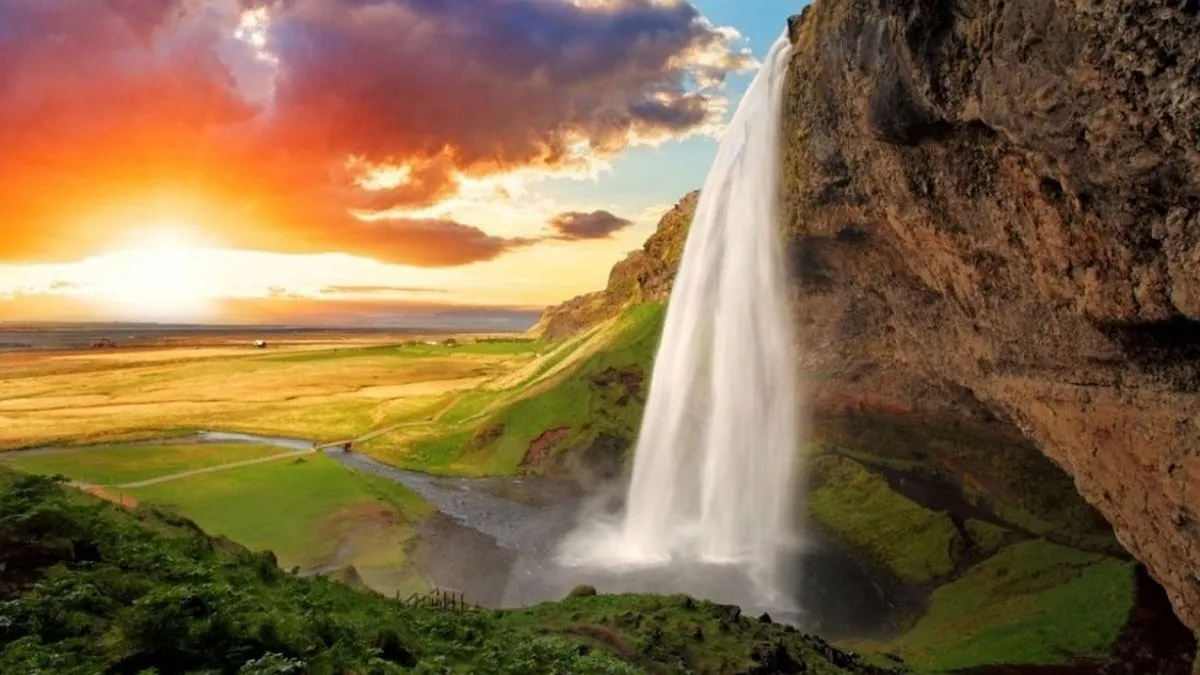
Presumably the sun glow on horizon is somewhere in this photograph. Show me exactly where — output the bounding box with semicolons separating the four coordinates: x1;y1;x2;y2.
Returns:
82;225;223;322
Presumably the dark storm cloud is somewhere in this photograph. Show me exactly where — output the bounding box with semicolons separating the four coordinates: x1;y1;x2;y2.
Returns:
549;210;634;240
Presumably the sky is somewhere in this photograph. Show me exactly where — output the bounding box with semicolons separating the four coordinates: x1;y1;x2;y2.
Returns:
0;0;802;326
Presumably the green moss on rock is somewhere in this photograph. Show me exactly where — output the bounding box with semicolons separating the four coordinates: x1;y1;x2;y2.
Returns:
963;519;1009;558
880;540;1135;672
807;454;961;583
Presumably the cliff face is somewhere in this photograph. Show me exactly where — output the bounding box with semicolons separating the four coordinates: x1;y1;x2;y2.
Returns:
782;0;1200;630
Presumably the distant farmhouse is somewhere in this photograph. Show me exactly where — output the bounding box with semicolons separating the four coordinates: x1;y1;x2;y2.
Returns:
253;339;267;349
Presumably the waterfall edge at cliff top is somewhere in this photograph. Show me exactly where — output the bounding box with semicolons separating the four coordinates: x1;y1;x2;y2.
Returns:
556;32;802;611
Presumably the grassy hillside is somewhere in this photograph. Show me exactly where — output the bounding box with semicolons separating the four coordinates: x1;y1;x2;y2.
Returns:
362;303;666;478
127;453;433;597
878;541;1134;671
3;441;435;599
0;469;897;675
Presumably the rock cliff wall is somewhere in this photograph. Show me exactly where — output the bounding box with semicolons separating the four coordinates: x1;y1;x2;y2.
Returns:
782;0;1200;630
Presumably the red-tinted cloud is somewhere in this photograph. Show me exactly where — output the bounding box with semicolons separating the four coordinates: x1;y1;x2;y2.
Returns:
0;0;755;265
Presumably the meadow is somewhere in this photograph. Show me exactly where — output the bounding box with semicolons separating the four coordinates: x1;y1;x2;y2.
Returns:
0;333;550;452
0;441;287;486
127;453;433;597
0;330;602;597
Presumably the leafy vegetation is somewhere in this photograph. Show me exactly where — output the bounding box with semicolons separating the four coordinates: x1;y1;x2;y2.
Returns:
0;442;286;485
0;470;897;674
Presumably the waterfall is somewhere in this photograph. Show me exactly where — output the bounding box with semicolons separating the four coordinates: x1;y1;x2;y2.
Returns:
556;33;801;610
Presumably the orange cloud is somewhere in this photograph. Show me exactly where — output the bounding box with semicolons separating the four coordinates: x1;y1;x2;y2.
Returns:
0;0;754;266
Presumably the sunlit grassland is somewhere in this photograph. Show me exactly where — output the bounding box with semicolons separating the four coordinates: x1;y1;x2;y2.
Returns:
0;337;541;451
127;452;433;597
0;442;285;485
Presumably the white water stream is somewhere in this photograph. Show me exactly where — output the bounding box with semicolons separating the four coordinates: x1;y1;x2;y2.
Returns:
557;33;801;609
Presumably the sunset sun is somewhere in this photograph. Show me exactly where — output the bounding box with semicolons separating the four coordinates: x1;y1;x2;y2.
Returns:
85;225;221;322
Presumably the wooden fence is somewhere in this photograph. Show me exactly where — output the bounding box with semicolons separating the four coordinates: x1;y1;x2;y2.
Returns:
399;587;474;612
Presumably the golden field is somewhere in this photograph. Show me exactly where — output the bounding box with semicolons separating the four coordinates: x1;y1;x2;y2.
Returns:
0;334;545;451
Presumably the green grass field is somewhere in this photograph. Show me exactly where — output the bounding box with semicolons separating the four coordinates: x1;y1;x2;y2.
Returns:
0;442;286;485
258;339;543;364
127;453;432;596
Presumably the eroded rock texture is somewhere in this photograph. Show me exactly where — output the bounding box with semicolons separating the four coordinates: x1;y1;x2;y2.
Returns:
782;0;1200;629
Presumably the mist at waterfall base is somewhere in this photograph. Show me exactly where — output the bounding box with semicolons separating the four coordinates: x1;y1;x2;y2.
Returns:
510;34;807;620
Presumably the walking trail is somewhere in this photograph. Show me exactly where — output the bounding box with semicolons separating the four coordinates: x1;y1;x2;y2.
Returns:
98;387;481;490
111;448;319;489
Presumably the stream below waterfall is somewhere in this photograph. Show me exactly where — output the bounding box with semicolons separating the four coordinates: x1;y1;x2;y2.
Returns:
9;431;911;638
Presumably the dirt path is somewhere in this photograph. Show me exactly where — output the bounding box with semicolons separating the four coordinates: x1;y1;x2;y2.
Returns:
112;448;317;488
86;375;512;490
105;405;452;489
72;482;140;508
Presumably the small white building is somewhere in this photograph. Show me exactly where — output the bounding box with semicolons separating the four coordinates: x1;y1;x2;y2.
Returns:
254;339;267;349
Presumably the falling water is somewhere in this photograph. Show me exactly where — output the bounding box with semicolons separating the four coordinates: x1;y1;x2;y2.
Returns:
556;33;801;610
